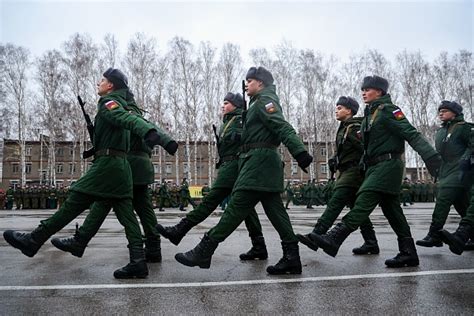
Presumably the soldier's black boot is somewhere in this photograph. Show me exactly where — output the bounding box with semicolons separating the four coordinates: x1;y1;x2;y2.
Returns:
416;224;443;247
464;239;474;251
239;236;268;260
352;228;380;255
439;224;474;255
156;218;194;246
3;226;50;257
385;237;419;268
145;235;162;263
113;248;149;279
266;242;302;275
51;227;88;258
307;223;352;257
175;233;219;269
296;222;329;252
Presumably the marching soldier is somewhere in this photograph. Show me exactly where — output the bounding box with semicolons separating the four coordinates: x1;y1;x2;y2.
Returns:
3;68;163;279
6;186;14;210
401;178;413;206
157;92;268;261
178;178;197;211
285;181;295;209
298;96;380;256
158;180;172;212
307;75;441;268
51;89;178;266
175;67;313;275
417;101;472;248
13;186;22;210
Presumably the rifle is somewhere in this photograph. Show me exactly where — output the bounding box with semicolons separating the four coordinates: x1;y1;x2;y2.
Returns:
242;80;247;111
77;95;95;159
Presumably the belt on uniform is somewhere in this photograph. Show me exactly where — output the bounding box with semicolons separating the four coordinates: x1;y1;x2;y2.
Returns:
220;155;239;163
95;148;127;158
366;152;402;167
337;160;359;173
128;151;151;158
239;142;278;153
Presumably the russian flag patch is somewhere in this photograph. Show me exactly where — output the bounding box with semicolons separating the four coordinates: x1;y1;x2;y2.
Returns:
392;108;405;120
105;100;119;111
265;102;277;113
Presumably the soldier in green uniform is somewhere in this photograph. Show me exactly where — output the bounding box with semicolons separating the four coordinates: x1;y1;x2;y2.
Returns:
420;181;428;202
439;120;474;254
175;67;313;275
22;185;31;209
298;96;379;256
31;186;39;209
308;75;441;267
56;186;66;209
51;90;178;265
158;180;172;212
3;68;163;279
412;181;421;203
178;178;197;211
284;181;295;209
40;185;48;209
427;181;435;202
304;180;314;209
13;186;22;210
48;186;57;209
401;178;413;206
201;183;210;198
417;101;472;248
6;186;14;209
0;188;5;209
157;92;268;261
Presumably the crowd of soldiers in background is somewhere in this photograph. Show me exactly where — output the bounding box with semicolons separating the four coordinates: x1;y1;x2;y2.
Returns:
0;177;437;211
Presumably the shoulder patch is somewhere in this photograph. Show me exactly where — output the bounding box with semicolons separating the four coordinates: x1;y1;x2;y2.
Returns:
105;100;119;111
265;102;277;113
392;108;405;120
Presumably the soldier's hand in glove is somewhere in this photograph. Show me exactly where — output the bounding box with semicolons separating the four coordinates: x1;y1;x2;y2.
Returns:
82;148;95;159
328;157;337;173
164;141;178;156
458;158;472;183
425;154;442;178
144;130;161;148
295;151;313;173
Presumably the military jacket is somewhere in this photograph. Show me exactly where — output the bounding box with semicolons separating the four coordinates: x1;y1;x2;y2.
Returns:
358;94;438;195
125;98;174;185
70;89;155;199
212;108;243;189
234;85;306;192
334;117;364;189
435;114;471;188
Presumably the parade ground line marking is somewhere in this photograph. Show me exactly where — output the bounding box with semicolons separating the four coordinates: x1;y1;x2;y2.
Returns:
1;268;474;291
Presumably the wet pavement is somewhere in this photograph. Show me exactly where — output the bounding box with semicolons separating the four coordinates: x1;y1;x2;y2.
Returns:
1;203;473;315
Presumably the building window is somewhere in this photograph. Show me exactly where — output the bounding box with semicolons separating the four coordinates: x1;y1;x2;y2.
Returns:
56;147;64;156
12;163;19;173
25;146;32;156
25;163;32;174
320;163;328;174
183;163;190;173
152;147;159;156
320;147;327;157
153;164;160;173
69;146;75;156
69;163;76;174
291;162;298;175
56;163;63;174
165;163;172;175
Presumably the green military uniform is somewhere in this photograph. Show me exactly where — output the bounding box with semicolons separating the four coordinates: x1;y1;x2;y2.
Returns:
13;187;22;210
22;187;31;209
201;184;210;197
178;179;196;211
31;187;39;209
70;94;175;261
48;187;57;209
304;180;314;209
56;187;67;208
6;188;14;209
284;181;295;209
158;182;172;211
401;180;412;206
40;186;48;209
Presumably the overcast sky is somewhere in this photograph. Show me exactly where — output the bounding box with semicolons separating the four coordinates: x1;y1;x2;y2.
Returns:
1;0;472;61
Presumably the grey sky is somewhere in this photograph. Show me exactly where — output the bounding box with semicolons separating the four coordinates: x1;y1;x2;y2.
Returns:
1;0;472;61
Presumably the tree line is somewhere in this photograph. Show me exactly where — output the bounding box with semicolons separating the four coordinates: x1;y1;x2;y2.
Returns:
1;33;472;186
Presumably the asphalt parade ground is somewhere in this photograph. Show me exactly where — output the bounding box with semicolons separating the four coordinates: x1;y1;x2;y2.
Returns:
1;203;473;315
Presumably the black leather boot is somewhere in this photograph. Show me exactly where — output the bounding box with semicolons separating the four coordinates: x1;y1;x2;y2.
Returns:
145;235;162;263
239;236;268;260
416;224;443;247
296;222;329;252
51;226;88;258
306;223;353;257
156;218;194;246
175;233;219;269
266;241;302;275
113;247;149;279
385;237;419;268
352;228;380;255
3;226;50;257
439;224;474;255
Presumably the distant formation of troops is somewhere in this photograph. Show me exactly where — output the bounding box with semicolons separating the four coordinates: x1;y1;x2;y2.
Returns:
2;66;473;279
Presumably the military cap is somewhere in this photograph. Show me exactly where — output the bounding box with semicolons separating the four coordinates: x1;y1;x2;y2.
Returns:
361;75;389;94
336;96;359;115
224;92;244;108
438;100;463;115
246;66;274;86
103;68;128;90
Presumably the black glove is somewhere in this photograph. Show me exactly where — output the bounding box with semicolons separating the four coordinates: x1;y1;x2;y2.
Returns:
425;154;442;178
328;157;337;173
164;141;178;156
82;147;95;159
144;130;161;148
295;151;313;173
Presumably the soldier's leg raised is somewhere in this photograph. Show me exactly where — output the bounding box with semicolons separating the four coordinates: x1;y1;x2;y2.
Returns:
157;187;232;246
3;191;96;257
240;209;268;260
112;198;148;279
